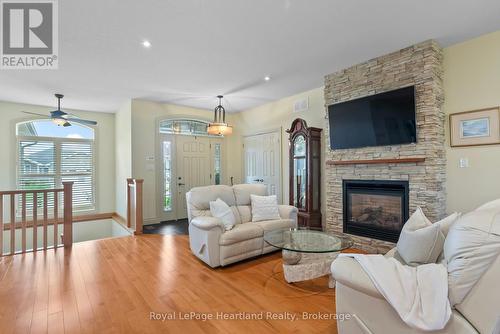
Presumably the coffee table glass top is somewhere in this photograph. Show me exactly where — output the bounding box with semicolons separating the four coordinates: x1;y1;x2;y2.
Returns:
264;228;353;253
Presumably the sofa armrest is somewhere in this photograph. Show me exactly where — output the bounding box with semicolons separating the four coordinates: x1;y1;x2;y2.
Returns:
278;205;298;222
191;216;225;233
331;257;384;299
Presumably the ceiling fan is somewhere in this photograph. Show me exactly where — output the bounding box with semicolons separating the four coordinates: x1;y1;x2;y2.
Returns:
22;94;98;127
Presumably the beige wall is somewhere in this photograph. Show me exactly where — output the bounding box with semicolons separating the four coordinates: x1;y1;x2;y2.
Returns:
115;100;132;218
0;100;116;214
444;31;500;212
130;99;242;223
234;88;327;222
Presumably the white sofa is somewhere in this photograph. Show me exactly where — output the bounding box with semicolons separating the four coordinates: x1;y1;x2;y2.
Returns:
186;184;298;267
332;221;500;334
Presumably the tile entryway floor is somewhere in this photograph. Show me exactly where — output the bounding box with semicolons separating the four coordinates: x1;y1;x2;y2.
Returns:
143;219;189;235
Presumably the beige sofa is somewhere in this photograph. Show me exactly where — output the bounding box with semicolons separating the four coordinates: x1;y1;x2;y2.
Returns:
186;184;298;267
332;230;500;333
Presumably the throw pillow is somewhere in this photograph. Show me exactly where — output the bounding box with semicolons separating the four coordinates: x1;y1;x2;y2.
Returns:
250;194;281;222
435;212;461;237
396;207;445;266
209;198;236;231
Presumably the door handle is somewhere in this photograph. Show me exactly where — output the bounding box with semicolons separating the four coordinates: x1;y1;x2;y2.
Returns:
178;183;185;186
253;179;264;183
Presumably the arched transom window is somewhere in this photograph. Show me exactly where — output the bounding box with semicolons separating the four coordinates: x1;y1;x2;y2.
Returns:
159;119;221;137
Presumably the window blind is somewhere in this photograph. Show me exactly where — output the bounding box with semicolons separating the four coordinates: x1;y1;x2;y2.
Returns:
61;142;94;210
17;138;95;212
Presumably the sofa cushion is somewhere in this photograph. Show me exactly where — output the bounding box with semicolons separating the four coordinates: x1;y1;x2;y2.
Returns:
187;185;242;223
233;184;267;205
187;185;236;210
237;205;252;224
475;198;500;211
444;207;500;305
219;223;264;246
254;219;294;232
396;207;445;266
251;194;281;222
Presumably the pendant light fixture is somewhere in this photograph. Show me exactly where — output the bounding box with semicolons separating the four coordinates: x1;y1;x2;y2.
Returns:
207;95;233;136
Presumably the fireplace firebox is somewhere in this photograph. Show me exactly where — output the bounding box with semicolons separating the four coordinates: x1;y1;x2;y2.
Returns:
343;180;409;243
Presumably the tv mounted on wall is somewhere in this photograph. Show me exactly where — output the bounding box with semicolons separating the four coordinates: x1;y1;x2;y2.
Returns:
328;86;417;150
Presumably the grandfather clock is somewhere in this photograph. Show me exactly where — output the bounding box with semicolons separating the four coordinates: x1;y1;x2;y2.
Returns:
286;118;322;229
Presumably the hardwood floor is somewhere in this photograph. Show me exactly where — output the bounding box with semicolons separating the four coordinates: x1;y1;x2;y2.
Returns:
0;234;345;334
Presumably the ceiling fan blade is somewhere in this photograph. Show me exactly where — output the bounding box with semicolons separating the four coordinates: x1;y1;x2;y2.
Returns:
22;111;48;117
65;118;97;126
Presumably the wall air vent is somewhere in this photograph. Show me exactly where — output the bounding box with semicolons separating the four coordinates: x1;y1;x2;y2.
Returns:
293;97;309;113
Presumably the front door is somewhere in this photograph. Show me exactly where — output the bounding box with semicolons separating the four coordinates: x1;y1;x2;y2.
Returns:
175;135;211;219
243;131;281;202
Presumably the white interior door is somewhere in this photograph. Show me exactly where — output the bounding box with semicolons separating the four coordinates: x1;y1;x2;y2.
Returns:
244;131;281;202
175;136;211;219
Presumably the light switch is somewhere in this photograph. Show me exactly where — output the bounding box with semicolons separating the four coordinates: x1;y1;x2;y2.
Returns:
459;158;469;168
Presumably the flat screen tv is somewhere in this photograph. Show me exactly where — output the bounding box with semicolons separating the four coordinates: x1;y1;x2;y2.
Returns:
328;86;416;149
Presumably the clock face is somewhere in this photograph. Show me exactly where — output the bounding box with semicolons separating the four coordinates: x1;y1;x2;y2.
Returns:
294;135;306;156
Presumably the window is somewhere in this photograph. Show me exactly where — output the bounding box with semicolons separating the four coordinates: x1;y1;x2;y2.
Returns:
162;141;172;212
214;143;221;185
159;119;221;137
16;120;96;212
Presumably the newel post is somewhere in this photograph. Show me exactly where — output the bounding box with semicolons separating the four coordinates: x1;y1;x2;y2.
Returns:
126;178;133;228
63;182;74;247
134;179;144;235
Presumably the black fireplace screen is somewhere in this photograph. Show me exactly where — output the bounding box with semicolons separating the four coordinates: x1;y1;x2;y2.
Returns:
343;180;409;243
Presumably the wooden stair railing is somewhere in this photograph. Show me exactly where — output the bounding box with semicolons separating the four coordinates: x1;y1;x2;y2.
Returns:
0;182;73;256
126;178;144;235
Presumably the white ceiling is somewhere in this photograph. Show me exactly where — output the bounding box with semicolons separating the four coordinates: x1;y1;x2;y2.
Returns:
1;0;500;113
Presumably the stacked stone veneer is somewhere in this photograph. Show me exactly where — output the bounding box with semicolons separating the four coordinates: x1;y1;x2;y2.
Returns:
324;40;446;253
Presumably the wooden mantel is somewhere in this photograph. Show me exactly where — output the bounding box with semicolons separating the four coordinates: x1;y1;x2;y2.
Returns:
326;157;426;165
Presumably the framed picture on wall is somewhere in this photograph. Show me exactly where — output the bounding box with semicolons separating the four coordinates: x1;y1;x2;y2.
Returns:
450;107;500;147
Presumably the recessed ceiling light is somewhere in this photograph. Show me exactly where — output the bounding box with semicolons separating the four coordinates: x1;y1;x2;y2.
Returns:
264;76;271;81
142;40;152;48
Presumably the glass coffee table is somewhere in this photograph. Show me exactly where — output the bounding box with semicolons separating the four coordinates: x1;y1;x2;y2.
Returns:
264;228;353;288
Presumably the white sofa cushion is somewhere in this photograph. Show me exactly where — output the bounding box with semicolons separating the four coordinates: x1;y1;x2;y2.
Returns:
397;207;445;266
444;207;500;305
251;194;281;222
219;223;263;246
475;198;500;211
210;198;236;231
236;205;252;224
186;185;238;223
233;184;267;205
254;219;295;232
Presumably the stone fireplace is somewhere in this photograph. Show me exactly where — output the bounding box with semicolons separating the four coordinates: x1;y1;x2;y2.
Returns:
324;40;446;253
343;180;409;243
